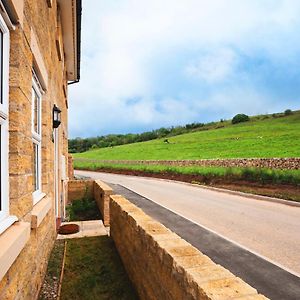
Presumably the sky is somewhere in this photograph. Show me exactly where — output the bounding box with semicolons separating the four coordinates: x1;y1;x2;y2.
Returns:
69;0;300;138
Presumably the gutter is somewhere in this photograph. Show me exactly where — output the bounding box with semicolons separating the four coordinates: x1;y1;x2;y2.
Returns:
68;79;79;85
0;1;16;29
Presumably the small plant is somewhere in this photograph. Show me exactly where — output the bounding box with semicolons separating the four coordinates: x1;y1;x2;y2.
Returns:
232;114;250;124
67;187;101;221
284;109;293;116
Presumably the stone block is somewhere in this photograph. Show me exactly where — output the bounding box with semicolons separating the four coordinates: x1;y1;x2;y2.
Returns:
9;174;32;199
10;193;32;219
175;254;213;269
9;153;32;175
198;277;258;299
189;264;235;284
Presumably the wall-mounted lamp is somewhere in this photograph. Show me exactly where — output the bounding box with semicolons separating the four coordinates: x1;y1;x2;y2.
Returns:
53;104;61;128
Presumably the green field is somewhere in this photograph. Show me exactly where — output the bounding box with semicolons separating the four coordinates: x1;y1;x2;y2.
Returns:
74;112;300;160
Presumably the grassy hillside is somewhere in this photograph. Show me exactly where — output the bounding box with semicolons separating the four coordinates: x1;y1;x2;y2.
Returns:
74;112;300;160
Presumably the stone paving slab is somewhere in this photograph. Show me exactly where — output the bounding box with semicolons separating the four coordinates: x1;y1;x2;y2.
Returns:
57;220;108;240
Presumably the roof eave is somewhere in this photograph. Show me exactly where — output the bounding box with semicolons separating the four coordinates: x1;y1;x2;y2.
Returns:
58;0;82;81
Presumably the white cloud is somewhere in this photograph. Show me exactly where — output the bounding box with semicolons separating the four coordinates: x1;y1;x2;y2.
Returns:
184;48;238;83
69;0;300;137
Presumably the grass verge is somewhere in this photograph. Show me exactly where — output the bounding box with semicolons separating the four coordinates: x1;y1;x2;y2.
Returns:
74;161;300;202
60;236;138;300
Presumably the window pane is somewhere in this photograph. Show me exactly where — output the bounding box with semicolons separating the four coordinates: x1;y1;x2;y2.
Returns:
0;30;2;105
32;88;40;134
32;143;39;191
0;125;1;211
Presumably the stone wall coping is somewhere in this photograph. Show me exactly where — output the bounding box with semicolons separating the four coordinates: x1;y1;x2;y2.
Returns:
69;179;94;184
31;196;52;229
94;180;113;193
110;195;269;299
0;221;30;282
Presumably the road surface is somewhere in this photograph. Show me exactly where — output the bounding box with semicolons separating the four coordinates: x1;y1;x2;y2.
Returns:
76;170;300;277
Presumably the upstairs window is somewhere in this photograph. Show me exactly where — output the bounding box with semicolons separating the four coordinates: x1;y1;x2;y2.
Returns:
31;75;43;204
0;13;10;228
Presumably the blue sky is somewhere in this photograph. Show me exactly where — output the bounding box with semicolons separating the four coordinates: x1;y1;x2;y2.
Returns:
69;0;300;138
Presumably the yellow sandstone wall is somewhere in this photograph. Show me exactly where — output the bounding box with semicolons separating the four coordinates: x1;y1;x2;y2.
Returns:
68;180;94;203
68;154;74;179
0;0;70;299
110;195;268;300
94;180;113;226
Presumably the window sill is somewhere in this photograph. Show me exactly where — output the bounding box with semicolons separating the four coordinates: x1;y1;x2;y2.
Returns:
0;215;18;236
31;196;52;229
0;221;30;281
33;191;46;206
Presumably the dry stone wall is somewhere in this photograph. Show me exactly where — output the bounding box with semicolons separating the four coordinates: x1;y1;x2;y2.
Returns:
110;194;268;300
77;157;300;170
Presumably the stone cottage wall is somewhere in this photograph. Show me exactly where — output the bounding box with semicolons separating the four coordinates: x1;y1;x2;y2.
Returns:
0;1;70;299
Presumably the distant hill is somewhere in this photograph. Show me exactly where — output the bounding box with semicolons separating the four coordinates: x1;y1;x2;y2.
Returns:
72;110;300;160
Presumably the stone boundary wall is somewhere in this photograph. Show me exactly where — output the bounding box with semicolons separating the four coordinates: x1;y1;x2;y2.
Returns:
94;180;113;226
68;154;74;179
67;180;94;203
75;157;300;170
110;194;268;300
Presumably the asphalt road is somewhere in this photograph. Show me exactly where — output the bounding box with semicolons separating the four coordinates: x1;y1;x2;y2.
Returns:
76;170;300;298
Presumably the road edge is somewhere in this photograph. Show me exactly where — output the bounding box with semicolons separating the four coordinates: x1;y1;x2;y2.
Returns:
74;169;300;208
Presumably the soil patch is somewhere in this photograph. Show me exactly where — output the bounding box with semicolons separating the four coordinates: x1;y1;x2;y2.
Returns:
81;167;300;202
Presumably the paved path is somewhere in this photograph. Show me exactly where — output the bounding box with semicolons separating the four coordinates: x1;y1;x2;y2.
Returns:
57;220;107;240
76;170;300;298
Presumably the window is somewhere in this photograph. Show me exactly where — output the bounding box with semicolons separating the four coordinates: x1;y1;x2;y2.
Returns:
32;75;43;204
0;17;9;219
0;13;13;232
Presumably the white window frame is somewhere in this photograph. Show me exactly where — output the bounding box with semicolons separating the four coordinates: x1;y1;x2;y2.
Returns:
0;13;17;234
32;75;44;205
0;118;9;223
